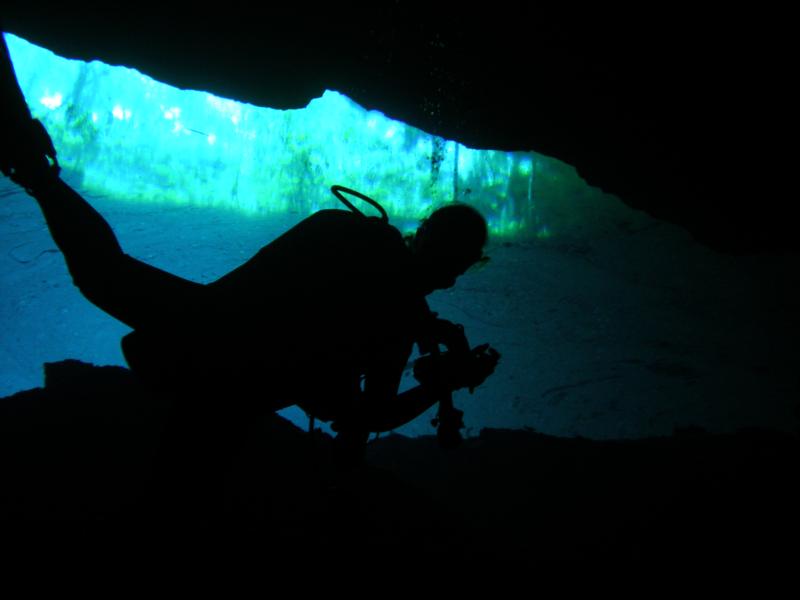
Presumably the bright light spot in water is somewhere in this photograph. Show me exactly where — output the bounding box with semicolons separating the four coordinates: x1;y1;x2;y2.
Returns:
40;92;62;109
3;31;604;241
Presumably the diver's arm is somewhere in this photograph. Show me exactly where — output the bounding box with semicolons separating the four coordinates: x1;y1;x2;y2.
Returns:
332;339;439;434
348;384;443;433
335;341;500;434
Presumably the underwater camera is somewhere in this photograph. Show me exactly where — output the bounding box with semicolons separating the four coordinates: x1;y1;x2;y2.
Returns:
413;343;500;448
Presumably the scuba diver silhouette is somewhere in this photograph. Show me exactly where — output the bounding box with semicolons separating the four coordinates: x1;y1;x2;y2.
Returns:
2;36;498;513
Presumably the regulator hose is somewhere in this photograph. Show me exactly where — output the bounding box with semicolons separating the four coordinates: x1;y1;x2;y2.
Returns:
330;185;388;222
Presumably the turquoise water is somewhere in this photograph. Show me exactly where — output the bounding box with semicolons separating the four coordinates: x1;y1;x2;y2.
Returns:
4;32;603;241
10;32;793;442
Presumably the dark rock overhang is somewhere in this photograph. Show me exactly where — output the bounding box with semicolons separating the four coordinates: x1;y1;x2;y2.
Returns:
2;6;794;253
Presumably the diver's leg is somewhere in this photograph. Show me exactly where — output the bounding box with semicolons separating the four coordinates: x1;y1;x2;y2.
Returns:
25;174;207;330
29;175;124;274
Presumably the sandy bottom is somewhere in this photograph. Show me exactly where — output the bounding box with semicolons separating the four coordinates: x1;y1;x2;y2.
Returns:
1;173;798;439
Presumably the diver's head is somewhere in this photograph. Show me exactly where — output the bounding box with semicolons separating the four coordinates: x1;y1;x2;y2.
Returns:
410;203;488;294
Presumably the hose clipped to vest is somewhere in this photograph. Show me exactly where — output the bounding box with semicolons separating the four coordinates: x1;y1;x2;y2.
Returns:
330;185;389;222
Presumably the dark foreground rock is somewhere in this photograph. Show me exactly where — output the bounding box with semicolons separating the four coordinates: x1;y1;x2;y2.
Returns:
2;360;797;566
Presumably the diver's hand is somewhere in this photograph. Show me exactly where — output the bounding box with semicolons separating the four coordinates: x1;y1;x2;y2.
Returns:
465;344;501;392
413;344;500;393
419;318;470;355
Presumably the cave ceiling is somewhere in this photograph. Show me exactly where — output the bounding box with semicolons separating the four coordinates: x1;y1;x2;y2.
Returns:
2;6;793;253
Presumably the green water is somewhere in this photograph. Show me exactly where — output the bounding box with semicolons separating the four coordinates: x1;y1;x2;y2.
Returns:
5;32;603;240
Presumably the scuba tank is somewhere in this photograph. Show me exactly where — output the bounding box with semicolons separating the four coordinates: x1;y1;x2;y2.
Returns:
321;185;466;447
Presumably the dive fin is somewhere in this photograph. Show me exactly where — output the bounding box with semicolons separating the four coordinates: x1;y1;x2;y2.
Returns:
0;31;59;183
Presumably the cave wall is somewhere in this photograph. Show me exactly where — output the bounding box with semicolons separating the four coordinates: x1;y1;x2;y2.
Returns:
2;5;794;252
